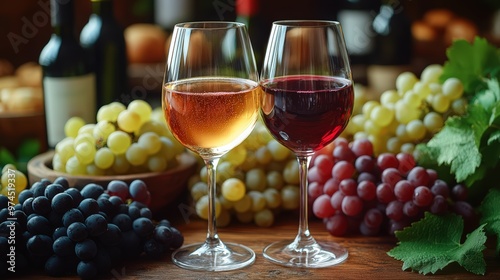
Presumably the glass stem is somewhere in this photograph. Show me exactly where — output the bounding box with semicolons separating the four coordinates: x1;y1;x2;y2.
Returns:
295;155;314;245
204;157;221;244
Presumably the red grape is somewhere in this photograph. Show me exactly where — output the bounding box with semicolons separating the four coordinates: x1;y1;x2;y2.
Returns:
331;160;355;181
396;152;415;175
377;153;399;170
376;183;395;204
324;214;349;236
341;195;363;216
357;180;376;201
323;178;340;196
330;191;345;210
350;138;374;157
333;145;356;163
355;155;375;173
394;180;414;202
413;186;433;207
386;200;404;221
381;168;402;187
339;178;357;196
312;194;335;218
407;167;430;187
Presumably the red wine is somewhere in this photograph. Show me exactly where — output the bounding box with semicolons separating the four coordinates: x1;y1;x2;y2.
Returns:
260;75;354;154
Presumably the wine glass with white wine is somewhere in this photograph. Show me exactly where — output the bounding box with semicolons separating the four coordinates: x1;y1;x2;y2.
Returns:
162;21;260;271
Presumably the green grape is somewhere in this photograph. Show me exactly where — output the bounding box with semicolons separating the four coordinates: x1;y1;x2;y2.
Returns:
395;124;411;142
137;131;161;155
442;77;464;100
52;153;65;172
1;169;27;193
423;111;444;133
238;152;258;171
94;147;115;169
138;120;169;137
199;166;208;183
428;82;442;94
281;185;299;210
191;182;208;201
107;131;132;155
117;109;141;133
368;134;388;155
217;162;236;183
245;168;267;191
223;144;247;166
363;119;383;136
93;120;115;145
379;89;400;109
86;164;105;176
413;81;431;99
65;156;86;175
126;143;147;166
386;137;402;154
420;64;442;84
451;98;467;115
75;142;96;165
78;124;96;136
350;114;366;133
283;159;299;184
400;142;415;154
64;116;85;138
96;104;115;122
233;194;252;213
248;191;266;212
402;90;422;109
158;136;178;162
128;99;152;124
254;146;273;165
55;137;75;163
266;170;284;190
112;154;130;174
430;93;450;113
267;140;290;161
254;209;274;227
263;188;281;209
218;195;234;211
405;119;426;141
370;106;394;127
147;154;167;172
221;177;245;202
196;195;221;220
396;71;418;95
74;133;95;148
354;131;369;141
394;100;420;124
361;100;379;117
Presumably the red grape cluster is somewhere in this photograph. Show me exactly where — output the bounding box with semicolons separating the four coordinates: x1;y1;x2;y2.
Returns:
308;138;477;236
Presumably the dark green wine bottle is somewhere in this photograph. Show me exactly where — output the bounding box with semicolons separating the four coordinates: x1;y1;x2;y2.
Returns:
39;0;97;148
80;0;128;108
236;0;266;71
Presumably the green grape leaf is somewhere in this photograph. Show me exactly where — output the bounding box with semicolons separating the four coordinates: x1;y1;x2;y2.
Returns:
0;148;16;167
388;212;487;275
478;188;500;254
440;37;500;94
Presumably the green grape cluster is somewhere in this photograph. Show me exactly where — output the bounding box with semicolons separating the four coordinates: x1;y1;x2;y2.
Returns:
342;64;467;156
187;119;301;227
0;164;28;203
52;101;185;176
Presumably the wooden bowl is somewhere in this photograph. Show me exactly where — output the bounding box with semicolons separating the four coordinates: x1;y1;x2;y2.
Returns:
27;150;198;213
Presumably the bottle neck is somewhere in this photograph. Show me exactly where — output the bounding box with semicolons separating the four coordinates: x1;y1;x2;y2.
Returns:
91;0;114;18
236;0;258;17
51;0;75;37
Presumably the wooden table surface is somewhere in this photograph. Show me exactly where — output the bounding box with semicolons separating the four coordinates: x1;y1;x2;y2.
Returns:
15;215;500;279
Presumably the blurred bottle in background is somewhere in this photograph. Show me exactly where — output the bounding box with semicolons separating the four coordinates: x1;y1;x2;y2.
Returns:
337;0;381;85
367;1;412;97
154;0;194;32
81;0;128;108
39;0;96;148
235;0;266;70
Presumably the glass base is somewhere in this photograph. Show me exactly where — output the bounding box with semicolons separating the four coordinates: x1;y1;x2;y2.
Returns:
172;241;255;271
263;239;348;268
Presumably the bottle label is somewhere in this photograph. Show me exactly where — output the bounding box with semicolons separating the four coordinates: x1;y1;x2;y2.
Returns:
43;74;96;147
338;10;374;56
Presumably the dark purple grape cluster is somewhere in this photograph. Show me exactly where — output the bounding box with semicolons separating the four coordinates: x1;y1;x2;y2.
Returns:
0;177;183;279
308;138;477;237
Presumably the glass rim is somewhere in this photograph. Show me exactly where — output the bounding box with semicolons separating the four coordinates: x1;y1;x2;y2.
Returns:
272;20;341;27
173;21;246;30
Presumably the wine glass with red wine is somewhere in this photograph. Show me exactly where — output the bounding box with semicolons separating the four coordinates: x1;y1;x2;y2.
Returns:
163;22;260;271
259;20;354;267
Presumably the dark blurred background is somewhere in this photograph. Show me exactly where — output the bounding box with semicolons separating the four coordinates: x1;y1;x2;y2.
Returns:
1;0;498;68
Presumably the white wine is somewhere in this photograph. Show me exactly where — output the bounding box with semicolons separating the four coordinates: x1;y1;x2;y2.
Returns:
39;0;96;148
